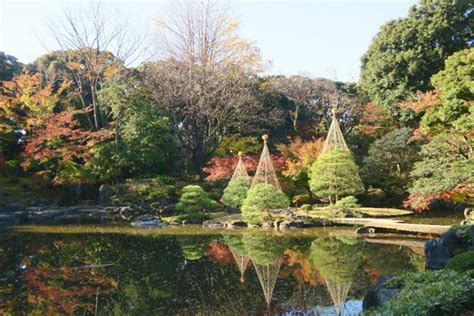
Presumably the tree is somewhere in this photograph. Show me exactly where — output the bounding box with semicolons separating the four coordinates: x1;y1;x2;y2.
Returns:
48;3;145;129
362;128;420;196
0;69;69;168
309;149;364;203
97;74;177;179
406;133;473;211
175;185;218;214
146;1;283;176
270;76;363;136
0;52;22;82
221;177;252;208
241;183;290;223
422;48;474;134
402;48;473;211
21;109;113;184
277;137;324;196
360;0;473;116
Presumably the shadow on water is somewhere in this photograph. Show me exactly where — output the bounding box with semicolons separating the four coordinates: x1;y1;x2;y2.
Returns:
0;225;426;315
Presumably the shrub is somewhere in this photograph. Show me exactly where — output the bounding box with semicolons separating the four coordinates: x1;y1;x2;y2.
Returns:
241;183;290;223
369;270;473;315
309;149;364;204
335;196;361;210
175;185;218;214
445;251;474;273
221;176;252;207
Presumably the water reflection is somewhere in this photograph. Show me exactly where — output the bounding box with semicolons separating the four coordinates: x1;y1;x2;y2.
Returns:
0;226;424;315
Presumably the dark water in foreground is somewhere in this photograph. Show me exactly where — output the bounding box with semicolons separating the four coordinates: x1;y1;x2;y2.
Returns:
0;225;426;315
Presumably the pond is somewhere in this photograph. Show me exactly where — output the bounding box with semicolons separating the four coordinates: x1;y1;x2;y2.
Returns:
0;225;426;315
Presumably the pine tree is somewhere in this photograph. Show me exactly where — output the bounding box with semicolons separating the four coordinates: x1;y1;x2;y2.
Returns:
309;150;364;203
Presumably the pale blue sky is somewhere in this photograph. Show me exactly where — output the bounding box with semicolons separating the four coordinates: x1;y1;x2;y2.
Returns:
0;0;417;82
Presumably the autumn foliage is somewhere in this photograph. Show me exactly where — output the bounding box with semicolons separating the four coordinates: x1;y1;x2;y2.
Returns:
202;153;286;182
357;103;393;136
22;108;112;184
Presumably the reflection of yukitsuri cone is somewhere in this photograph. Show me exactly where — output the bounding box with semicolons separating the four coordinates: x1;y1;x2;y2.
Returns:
229;246;250;283
324;278;352;316
253;258;282;306
231;151;249;181
252;134;282;191
321;107;349;154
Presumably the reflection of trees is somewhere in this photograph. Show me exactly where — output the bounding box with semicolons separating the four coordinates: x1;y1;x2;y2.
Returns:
224;235;250;282
242;230;288;306
309;236;363;315
177;236;212;261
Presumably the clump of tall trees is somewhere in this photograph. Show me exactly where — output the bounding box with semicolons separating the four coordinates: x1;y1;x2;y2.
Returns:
0;0;472;213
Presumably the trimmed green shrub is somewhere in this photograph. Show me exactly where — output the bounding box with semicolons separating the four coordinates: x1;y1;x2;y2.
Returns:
241;183;290;223
445;251;474;273
369;270;473;315
309;149;364;204
175;185;218;214
335;196;360;210
221;176;252;207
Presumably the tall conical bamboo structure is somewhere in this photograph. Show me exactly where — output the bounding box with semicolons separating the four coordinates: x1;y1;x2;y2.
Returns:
253;257;282;306
321;107;349;154
228;245;250;283
231;151;249;180
251;134;282;191
325;279;352;316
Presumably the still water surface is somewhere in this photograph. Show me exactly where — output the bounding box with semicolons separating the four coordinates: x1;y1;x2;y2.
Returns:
0;225;426;315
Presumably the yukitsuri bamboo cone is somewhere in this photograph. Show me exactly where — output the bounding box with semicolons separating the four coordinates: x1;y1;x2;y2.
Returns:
253;258;282;306
321;107;349;154
230;151;249;181
324;278;352;316
251;134;282;191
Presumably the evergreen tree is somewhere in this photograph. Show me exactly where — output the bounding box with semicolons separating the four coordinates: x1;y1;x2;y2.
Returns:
309;150;364;203
241;183;290;223
221;176;252;208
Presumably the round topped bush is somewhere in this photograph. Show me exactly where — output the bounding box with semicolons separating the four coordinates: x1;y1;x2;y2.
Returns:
221;176;252;207
176;185;218;214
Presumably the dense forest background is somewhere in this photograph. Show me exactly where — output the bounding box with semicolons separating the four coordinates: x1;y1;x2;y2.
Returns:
0;0;472;212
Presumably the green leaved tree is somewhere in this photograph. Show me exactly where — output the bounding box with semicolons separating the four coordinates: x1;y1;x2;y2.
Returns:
221;176;252;208
309;150;364;203
241;183;290;224
360;0;473;117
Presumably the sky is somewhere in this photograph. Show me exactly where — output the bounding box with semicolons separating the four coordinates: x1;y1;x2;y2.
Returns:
0;0;417;82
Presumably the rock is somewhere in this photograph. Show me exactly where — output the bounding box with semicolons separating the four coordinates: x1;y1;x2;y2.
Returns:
247;224;260;228
425;239;452;269
363;275;399;310
2;203;25;213
261;222;273;229
224;220;247;228
131;214;166;228
168;221;181;226
203;220;224;228
99;184;113;206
